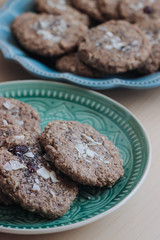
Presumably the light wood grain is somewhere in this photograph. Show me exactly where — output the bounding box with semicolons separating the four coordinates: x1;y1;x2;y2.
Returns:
0;1;160;239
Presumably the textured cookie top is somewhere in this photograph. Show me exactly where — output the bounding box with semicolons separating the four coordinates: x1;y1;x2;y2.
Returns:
71;0;106;22
56;53;104;78
0;97;41;133
98;0;120;19
35;0;90;26
11;12;88;57
137;19;160;73
41;121;124;187
78;20;152;73
119;0;160;23
0;132;78;219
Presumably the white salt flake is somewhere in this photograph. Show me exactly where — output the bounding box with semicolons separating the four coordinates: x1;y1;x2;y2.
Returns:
32;183;40;191
3;101;14;110
107;31;113;37
24;152;34;158
37;30;61;42
14;135;24;140
50;171;59;183
75;143;85;155
15;119;24;126
130;2;144;11
86;149;95;158
35;178;40;184
50;190;56;198
3;119;8;126
37;167;51;179
104;45;113;50
4;161;26;171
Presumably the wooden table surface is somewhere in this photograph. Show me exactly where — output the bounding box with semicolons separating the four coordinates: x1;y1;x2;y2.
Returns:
0;1;160;239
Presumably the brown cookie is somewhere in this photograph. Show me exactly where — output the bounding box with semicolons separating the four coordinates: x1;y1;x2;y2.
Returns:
56;53;104;78
98;0;120;19
71;0;106;22
40;121;124;187
0;127;78;219
136;19;160;74
11;12;88;57
78;20;152;73
119;0;160;23
35;0;90;26
0;97;41;133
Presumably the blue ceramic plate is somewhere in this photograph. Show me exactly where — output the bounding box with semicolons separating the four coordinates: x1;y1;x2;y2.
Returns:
0;0;160;90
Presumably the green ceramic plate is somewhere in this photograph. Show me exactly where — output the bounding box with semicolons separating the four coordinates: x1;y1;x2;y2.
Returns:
0;80;151;235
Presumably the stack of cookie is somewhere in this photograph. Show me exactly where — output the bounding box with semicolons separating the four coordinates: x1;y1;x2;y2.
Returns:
11;0;160;77
0;97;124;219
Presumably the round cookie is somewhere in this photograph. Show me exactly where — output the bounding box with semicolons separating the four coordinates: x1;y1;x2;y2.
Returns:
71;0;106;22
35;0;90;26
0;97;41;133
119;0;160;23
0;128;78;219
98;0;120;19
136;19;160;74
78;20;152;73
40;121;124;187
56;53;104;78
11;12;88;57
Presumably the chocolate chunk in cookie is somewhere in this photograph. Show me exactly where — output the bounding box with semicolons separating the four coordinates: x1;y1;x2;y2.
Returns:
0;128;78;219
11;12;88;57
78;20;152;73
41;121;124;187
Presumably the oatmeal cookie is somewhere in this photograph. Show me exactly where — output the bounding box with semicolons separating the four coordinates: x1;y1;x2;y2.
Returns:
0;97;41;133
0;129;78;219
35;0;90;26
41;121;124;187
11;12;88;57
56;53;104;78
78;20;152;73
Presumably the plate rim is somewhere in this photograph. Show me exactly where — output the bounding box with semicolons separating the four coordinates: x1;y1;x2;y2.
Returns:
0;80;152;234
0;0;160;90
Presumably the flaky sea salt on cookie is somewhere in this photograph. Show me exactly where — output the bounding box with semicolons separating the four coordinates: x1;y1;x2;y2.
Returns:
0;131;78;219
0;97;41;133
78;20;152;73
41;121;124;187
11;12;88;57
35;0;90;26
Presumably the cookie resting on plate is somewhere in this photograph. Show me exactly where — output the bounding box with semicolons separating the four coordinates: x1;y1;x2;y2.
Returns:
78;20;152;73
41;121;124;187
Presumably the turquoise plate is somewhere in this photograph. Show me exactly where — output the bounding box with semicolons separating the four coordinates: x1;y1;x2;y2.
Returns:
0;0;160;90
0;80;151;234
